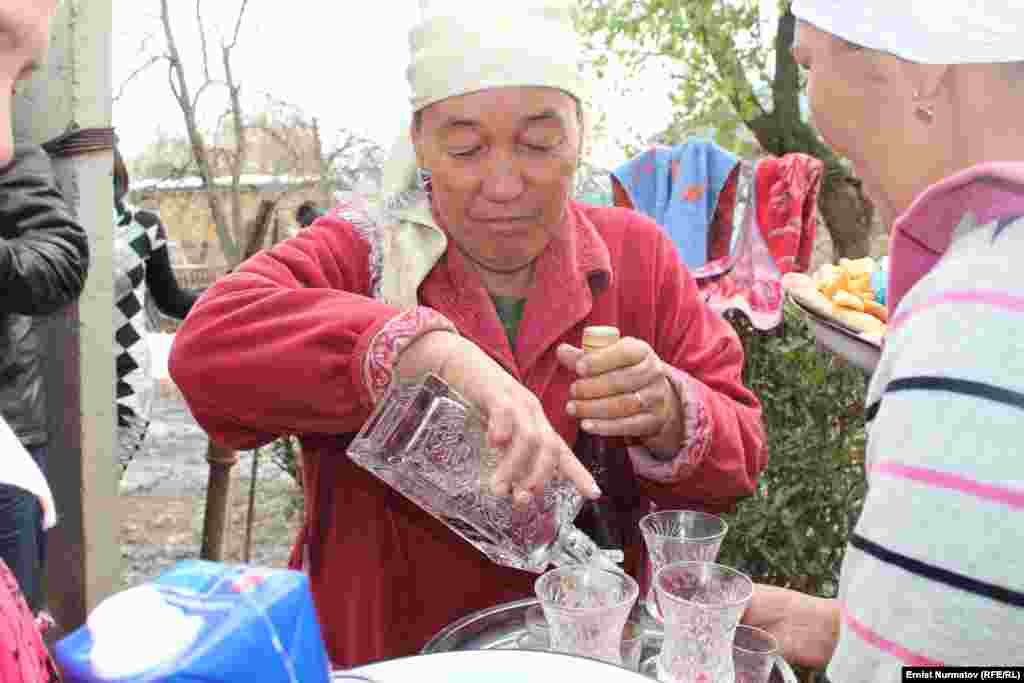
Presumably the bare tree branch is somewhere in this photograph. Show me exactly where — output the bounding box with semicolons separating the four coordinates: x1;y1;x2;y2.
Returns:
167;58;181;107
160;0;240;265
196;0;212;82
248;119;303;171
323;135;359;167
190;79;229;119
223;44;247;249
225;0;250;51
114;54;165;103
142;159;200;186
310;118;332;198
124;27;161;54
213;107;234;142
142;0;385;262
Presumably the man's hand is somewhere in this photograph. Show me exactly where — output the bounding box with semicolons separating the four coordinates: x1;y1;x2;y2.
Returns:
742;584;840;670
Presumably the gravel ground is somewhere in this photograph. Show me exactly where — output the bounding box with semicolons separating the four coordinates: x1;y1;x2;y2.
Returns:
117;358;301;590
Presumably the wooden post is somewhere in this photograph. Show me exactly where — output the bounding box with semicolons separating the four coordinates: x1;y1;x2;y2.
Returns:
13;0;117;634
198;201;275;562
200;441;238;561
243;448;260;563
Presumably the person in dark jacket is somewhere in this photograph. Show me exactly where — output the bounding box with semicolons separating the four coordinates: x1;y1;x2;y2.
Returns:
295;200;325;228
1;8;89;675
113;146;201;475
0;115;90;624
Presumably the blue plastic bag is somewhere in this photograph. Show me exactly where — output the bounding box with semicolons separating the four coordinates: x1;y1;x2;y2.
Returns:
56;561;330;683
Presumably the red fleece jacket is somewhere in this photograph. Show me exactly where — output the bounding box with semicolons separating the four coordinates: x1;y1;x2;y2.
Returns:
169;200;766;667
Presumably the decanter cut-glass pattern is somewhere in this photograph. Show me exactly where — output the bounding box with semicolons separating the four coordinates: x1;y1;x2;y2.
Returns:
347;373;616;574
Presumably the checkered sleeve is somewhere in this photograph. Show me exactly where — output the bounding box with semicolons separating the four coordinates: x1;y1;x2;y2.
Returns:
145;210;168;251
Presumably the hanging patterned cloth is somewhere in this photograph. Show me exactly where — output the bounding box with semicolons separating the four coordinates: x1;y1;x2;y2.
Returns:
612;140;824;331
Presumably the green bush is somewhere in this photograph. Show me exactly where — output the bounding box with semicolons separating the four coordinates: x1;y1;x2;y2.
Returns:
716;303;869;599
269;434;303;486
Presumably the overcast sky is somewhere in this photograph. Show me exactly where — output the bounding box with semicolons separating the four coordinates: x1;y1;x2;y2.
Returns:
113;1;778;172
114;2;418;155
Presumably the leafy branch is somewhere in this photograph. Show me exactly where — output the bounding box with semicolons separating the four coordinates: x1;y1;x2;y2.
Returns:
577;0;877;258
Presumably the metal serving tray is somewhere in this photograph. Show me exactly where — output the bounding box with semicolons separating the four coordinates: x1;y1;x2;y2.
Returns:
421;598;799;682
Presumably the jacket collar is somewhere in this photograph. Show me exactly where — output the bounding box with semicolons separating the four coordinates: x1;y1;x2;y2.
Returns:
888;162;1024;311
894;162;1024;252
423;201;613;377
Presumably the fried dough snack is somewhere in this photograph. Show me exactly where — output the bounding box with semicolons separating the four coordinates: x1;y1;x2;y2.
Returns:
782;257;888;340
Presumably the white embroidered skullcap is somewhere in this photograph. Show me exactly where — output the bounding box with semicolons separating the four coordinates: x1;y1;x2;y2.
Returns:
792;0;1024;65
382;0;587;198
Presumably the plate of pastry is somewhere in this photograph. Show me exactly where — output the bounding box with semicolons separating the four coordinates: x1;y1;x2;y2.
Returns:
783;257;887;374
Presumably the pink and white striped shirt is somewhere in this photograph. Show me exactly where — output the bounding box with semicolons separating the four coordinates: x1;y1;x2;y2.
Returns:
828;164;1024;680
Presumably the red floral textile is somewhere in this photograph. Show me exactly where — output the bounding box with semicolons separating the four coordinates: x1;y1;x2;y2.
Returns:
621;153;824;331
757;154;822;274
0;559;60;683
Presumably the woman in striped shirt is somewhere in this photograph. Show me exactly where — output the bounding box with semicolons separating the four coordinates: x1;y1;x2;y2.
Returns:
742;2;1024;678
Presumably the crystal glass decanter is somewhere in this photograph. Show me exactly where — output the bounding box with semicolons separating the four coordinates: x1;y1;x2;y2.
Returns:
346;372;620;574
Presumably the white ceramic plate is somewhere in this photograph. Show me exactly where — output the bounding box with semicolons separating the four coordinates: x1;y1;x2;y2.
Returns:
344;650;651;682
791;297;882;374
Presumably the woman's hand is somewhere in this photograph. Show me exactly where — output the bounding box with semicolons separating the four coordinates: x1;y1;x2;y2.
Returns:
556;337;685;454
397;331;601;505
742;584;839;670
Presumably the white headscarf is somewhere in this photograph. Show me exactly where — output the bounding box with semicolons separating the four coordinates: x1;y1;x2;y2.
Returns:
791;0;1024;65
381;0;586;198
371;0;588;310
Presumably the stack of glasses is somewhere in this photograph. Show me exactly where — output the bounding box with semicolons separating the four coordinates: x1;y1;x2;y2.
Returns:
524;510;780;683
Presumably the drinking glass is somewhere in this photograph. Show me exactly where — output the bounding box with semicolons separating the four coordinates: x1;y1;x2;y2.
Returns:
733;625;779;683
534;566;639;666
653;561;753;683
519;602;646;673
619;615;645;672
639;511;728;622
515;604;550;650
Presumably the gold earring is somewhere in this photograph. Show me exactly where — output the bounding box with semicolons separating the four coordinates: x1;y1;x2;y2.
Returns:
913;90;935;124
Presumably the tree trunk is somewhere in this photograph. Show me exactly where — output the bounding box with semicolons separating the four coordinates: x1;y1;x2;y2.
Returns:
312;117;333;204
726;6;878;263
818;173;876;260
224;44;247;267
240;199;278;261
160;0;240;266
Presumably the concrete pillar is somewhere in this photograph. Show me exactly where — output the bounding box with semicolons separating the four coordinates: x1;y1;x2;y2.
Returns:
13;0;117;631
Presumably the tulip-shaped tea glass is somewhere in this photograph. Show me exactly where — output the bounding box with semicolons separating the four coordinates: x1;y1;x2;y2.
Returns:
515;604;550;650
518;602;647;672
639;511;728;622
619;614;646;672
652;561;753;683
534;566;639;666
733;625;780;683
